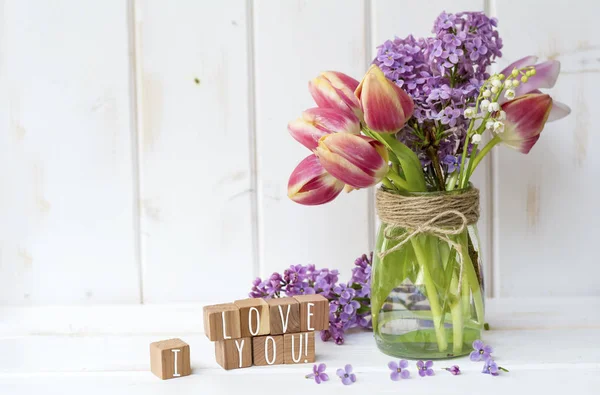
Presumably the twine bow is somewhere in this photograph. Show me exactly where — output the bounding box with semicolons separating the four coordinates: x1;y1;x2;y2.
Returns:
375;187;480;292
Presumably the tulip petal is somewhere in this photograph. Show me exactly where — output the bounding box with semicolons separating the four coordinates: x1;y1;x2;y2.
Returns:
499;55;538;77
501;134;541;154
355;65;414;134
316;134;388;189
499;93;553;154
288;107;360;150
547;100;571;122
288;155;344;205
309;71;361;118
304;107;361;135
513;60;561;98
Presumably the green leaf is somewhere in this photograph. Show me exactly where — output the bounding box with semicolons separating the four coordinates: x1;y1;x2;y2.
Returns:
377;133;427;192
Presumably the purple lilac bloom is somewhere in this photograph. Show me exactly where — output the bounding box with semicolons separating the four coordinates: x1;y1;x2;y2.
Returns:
388;360;410;380
306;363;329;384
444;365;461;375
466;37;488;61
482;359;499;376
250;253;372;345
442;154;460;173
373;11;502;181
336;364;356;385
470;339;493;361
441;106;462;127
417;360;435;377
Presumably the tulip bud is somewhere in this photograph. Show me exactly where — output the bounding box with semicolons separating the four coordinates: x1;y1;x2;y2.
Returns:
354;65;414;134
288;107;361;150
288;155;344;205
498;93;553;154
308;71;362;118
315;133;389;189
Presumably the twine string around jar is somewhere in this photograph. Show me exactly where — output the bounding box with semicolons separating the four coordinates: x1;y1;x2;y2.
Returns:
375;187;480;293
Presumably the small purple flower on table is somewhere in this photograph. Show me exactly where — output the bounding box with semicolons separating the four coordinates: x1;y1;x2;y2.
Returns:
388;360;410;380
470;339;493;361
417;360;435;377
482;359;499;376
305;363;329;384
482;359;509;376
444;365;461;375
336;364;356;385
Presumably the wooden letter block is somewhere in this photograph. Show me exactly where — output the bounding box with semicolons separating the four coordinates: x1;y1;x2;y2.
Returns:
150;338;191;380
293;294;329;331
284;331;315;364
267;297;300;335
215;337;252;370
234;298;270;337
203;303;241;341
252;335;284;366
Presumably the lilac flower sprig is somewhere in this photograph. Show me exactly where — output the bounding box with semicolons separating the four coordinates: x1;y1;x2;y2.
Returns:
373;11;503;189
249;253;373;345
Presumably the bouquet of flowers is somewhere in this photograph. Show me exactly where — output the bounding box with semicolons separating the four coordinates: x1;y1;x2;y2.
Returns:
287;11;569;202
261;10;570;355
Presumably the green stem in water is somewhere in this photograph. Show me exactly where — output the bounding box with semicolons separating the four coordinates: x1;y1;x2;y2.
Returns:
410;236;448;352
449;273;464;354
458;231;485;326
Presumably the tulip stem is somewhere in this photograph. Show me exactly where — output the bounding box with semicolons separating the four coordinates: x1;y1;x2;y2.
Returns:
381;177;396;191
386;168;410;191
466;135;501;182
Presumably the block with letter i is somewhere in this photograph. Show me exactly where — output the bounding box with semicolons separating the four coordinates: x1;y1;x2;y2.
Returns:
150;338;191;380
215;337;252;370
284;331;315;364
293;294;329;331
203;303;241;341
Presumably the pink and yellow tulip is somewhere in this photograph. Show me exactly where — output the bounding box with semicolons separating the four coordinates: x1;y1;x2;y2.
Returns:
315;133;389;189
500;56;570;122
288;155;345;205
288;107;361;150
354;65;414;134
309;71;362;118
498;93;553;154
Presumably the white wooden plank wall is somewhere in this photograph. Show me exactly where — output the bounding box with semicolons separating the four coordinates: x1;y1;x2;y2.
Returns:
0;0;597;305
133;0;255;303
0;0;140;304
490;0;600;297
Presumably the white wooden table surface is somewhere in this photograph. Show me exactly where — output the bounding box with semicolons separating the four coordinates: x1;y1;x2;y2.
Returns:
1;298;599;394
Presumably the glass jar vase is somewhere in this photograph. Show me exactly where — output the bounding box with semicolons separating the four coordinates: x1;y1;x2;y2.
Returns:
371;188;485;359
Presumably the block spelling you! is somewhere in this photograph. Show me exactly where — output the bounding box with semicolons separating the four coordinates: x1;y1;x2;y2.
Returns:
215;337;252;370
